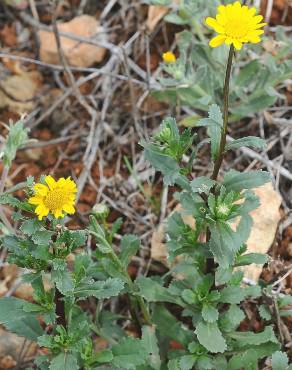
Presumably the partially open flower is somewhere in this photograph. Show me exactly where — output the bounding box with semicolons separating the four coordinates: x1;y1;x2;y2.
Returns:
28;176;77;220
162;51;176;63
206;1;267;50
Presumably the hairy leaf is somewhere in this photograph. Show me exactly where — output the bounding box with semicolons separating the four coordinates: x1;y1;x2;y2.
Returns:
0;297;43;341
195;321;227;353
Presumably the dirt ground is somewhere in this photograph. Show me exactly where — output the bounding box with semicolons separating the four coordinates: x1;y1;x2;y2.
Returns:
0;0;291;368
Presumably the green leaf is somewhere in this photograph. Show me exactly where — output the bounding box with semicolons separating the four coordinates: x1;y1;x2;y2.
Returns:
32;230;54;245
195;321;227;353
259;305;272;321
202;304;219;323
197;104;223;160
112;337;148;369
120;235;140;268
209;220;247;268
92;349;113;364
219;305;245;332
223;170;271;192
191;177;217;194
74;278;124;300
236;253;268;266
220;286;246;304
271;351;289;370
143;143;181;186
228;343;280;370
20;219;44;235
225;137;266;152
49;353;78;370
179;355;196;370
142;326;161;370
152;305;195;347
51;270;74;296
215;267;233;285
3;119;29;167
136;276;183;305
228;326;278;346
0;297;43;341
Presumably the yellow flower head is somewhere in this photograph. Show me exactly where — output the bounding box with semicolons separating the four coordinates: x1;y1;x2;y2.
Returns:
205;1;267;50
162;51;176;63
28;176;77;220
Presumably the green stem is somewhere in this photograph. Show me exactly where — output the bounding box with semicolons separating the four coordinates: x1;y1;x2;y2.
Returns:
206;45;234;274
211;45;234;181
109;251;152;325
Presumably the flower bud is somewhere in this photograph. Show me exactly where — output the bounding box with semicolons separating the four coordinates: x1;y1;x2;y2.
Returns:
92;203;109;220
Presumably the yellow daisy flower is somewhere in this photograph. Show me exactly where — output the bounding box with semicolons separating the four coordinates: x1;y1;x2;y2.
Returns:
162;51;176;63
28;176;77;220
205;1;267;50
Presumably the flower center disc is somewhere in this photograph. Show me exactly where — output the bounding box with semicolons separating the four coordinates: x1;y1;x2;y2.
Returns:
44;189;68;210
225;20;248;39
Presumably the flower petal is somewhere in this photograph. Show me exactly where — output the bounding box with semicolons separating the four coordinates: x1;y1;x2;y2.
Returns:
209;35;226;48
63;204;75;214
53;209;64;219
34;183;48;196
45;175;57;190
233;39;243;50
205;17;224;33
28;196;43;205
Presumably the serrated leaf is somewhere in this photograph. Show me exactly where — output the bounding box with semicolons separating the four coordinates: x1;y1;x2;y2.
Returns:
136;276;183;305
220;286;246;304
228;343;280;370
20;219;43;235
143;144;181;186
191;177;217;194
31;230;54;245
74;278;124;300
3;120;29;167
51;270;74;296
223;170;271;192
142;326;161;370
179;355;196;370
209;220;249;268
259;304;272;321
152;305;195;347
236;253;268;266
225;137;266;152
271;351;289;370
219;305;245;332
202;304;219;323
120;235;140;268
49;353;78;370
0;297;43;341
92;349;113;364
228;326;278;346
112;337;148;369
195;321;227;353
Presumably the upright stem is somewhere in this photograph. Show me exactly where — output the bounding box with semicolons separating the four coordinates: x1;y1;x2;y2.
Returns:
206;45;234;274
211;45;234;181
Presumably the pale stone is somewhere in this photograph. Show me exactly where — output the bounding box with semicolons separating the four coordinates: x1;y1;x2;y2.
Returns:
39;15;106;67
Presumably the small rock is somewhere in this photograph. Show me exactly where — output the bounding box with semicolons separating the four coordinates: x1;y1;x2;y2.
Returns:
39;15;106;68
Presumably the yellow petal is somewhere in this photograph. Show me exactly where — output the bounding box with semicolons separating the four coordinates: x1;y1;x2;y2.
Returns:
45;175;57;190
233;39;243;50
205;17;224;33
63;204;75;214
28;196;43;205
209;35;226;48
35;204;49;219
53;209;64;219
254;22;267;29
34;183;48;196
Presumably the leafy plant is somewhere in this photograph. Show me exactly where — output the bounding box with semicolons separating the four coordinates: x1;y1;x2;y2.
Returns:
0;1;291;369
